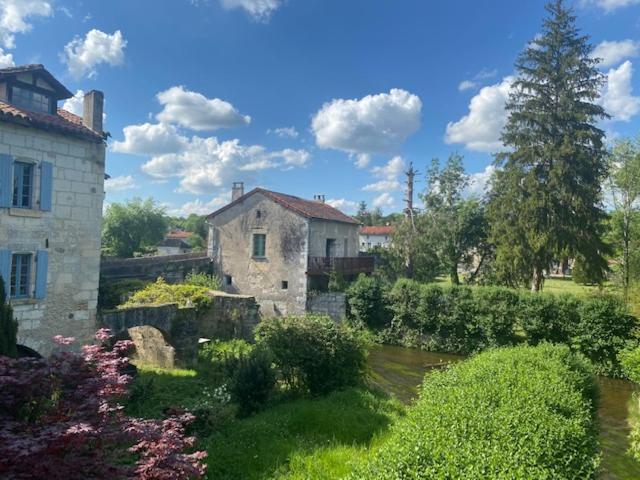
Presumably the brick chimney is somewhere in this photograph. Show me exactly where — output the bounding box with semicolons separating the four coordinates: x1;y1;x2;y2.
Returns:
83;90;104;134
232;182;244;201
314;194;326;203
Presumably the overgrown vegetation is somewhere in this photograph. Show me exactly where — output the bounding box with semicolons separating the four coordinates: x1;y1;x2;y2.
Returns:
98;278;149;310
0;276;17;357
184;272;222;290
122;277;213;310
620;346;640;462
352;344;600;479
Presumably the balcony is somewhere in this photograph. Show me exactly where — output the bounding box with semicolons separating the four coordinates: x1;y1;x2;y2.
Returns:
307;256;374;276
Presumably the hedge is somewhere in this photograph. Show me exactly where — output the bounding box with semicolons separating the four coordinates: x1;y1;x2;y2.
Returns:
352;344;600;479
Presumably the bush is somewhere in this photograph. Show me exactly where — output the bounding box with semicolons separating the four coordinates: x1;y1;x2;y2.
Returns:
256;315;367;395
352;344;599;479
227;348;276;417
619;345;640;461
518;292;576;345
473;286;519;349
185;272;222;290
388;278;422;330
98;278;148;310
0;276;17;358
122;277;212;310
346;274;390;329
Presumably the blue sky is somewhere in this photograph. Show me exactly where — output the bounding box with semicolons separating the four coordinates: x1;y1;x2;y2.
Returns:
5;0;640;215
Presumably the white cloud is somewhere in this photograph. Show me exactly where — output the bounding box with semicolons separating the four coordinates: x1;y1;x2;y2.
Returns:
458;80;477;92
465;165;495;198
105;175;137;192
0;46;13;67
592;40;640;67
362;180;401;192
372;192;394;208
458;69;498;92
445;76;514;152
267;126;298;138
168;195;229;216
61;89;84;116
312;88;422;157
583;0;640;12
0;0;52;49
363;156;404;193
156;86;250;131
326;198;359;214
601;60;640;121
219;0;281;21
112;123;188;156
355;153;371;169
62;29;127;79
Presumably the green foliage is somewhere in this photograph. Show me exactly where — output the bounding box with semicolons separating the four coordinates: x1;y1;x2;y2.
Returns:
327;268;347;292
573;254;607;286
97;278;149;310
0;276;17;358
227;348;276;417
122;277;212;310
184;272;221;291
101;198;168;258
488;0;609;291
346;274;390;329
518;292;578;345
256;315;367;395
352;344;600;479
388;278;423;330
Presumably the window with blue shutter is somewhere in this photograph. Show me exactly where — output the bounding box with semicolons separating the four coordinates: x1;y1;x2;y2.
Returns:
12;162;34;208
34;250;48;299
0;154;11;208
10;253;31;298
40;161;52;211
0;250;10;292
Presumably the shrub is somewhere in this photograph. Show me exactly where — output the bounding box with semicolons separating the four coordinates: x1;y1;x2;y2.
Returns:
518;292;575;345
346;274;390;329
98;278;148;310
0;276;17;358
185;272;222;290
388;278;422;330
473;286;519;349
328;268;347;292
619;345;640;461
227;348;276;417
122;277;212;310
256;315;367;395
352;344;599;479
0;329;206;479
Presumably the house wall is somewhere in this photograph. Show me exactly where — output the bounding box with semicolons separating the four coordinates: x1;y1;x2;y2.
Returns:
208;192;309;317
308;219;360;257
0;121;105;355
359;233;391;251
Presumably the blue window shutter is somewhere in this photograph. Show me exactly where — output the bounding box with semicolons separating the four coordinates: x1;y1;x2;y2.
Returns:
0;154;12;208
0;249;10;293
40;161;53;211
35;250;48;299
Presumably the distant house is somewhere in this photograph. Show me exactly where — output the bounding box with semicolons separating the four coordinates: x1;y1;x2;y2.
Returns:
360;225;394;251
0;64;106;355
207;183;373;316
156;237;192;256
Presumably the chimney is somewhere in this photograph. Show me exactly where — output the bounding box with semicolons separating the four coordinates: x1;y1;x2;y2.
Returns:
314;194;325;203
83;90;104;134
232;182;244;201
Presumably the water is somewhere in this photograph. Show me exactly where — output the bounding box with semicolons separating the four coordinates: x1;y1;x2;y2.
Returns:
368;345;640;479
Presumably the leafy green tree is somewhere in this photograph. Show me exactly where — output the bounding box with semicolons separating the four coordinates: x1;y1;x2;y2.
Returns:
421;154;488;285
102;198;168;258
183;214;208;239
488;0;609;292
0;275;18;357
607;137;640;299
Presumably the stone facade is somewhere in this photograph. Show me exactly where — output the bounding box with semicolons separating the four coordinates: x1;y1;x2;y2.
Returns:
0;122;105;355
306;292;346;322
100;252;211;285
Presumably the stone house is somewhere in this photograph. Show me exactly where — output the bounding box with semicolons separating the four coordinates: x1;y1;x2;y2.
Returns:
207;183;373;316
0;64;106;355
359;225;394;251
156;237;192;256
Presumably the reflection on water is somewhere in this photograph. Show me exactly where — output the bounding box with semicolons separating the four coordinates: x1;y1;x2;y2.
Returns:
368;345;640;480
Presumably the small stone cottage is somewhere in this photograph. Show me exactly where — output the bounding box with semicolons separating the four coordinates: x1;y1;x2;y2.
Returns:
0;64;106;355
207;183;373;316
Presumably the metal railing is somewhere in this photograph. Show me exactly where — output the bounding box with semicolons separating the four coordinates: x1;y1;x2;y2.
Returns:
307;256;374;275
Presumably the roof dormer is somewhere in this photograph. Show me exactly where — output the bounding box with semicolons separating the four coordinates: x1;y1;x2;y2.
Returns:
0;64;73;115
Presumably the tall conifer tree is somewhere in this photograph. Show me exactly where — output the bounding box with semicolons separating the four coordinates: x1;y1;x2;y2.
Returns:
488;0;609;291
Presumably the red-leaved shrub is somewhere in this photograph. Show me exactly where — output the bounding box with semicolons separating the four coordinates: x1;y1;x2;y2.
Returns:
0;329;206;479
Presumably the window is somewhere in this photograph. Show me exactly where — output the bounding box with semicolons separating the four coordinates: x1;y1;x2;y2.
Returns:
256;210;262;219
253;234;266;257
224;275;232;286
281;280;288;290
11;86;51;114
12;162;33;208
10;253;31;298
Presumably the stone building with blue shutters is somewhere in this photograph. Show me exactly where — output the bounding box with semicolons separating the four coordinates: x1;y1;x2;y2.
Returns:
0;65;106;355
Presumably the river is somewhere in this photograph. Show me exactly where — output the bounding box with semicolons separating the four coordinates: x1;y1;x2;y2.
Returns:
368;345;640;480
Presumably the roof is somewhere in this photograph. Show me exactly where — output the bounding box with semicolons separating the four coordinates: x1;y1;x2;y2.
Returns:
0;64;73;99
0;102;105;142
158;238;191;248
208;187;360;225
361;225;394;235
166;230;192;239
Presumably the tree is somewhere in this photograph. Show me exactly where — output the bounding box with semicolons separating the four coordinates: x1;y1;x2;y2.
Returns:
607;137;640;299
421;154;488;285
488;0;609;292
0;275;17;358
102;198;168;258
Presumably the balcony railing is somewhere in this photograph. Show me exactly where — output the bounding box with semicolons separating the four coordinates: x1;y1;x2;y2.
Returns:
307;256;374;276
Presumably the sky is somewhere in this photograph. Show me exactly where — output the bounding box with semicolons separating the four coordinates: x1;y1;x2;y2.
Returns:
3;0;640;216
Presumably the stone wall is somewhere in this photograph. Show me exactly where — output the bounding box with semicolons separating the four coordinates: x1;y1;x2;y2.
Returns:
198;291;260;341
0;121;105;356
306;292;346;322
100;252;212;285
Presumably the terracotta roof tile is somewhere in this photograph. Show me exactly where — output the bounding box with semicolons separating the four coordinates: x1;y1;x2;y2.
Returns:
0;102;104;142
360;225;394;235
166;230;192;239
208;188;360;225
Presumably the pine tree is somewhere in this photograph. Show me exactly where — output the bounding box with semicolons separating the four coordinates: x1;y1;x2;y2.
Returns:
0;275;18;357
488;0;609;292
